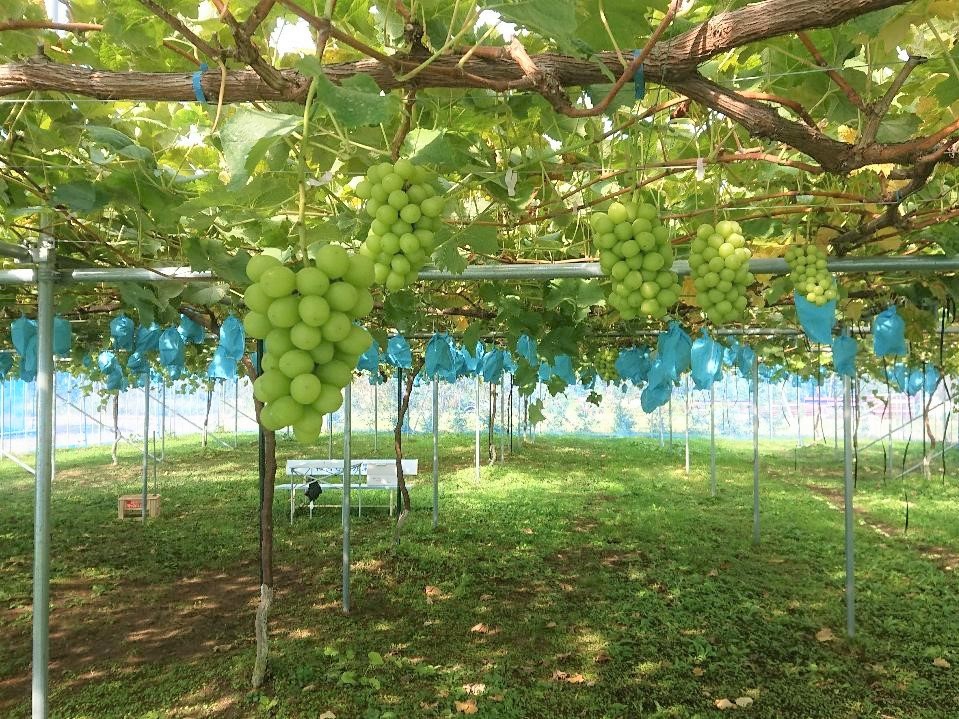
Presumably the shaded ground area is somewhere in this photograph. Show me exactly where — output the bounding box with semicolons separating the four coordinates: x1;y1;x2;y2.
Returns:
1;434;957;718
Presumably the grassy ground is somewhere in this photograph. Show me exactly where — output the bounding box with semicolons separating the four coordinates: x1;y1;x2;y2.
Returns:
0;432;957;718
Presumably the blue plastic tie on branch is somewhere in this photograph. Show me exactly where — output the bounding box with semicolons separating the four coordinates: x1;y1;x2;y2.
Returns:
631;50;646;100
192;63;209;103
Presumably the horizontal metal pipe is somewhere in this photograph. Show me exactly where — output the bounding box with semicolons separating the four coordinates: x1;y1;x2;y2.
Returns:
0;242;32;261
0;254;958;285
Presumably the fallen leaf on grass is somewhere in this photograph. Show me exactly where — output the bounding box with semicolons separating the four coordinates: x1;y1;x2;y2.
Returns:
715;698;736;710
480;593;493;601
933;657;951;669
425;585;445;603
454;699;478;714
567;673;587;684
815;627;835;642
318;712;336;719
552;670;588;684
707;569;719;577
489;694;504;701
522;527;534;534
545;621;557;629
735;697;754;707
594;650;611;664
462;682;486;696
692;667;705;677
559;582;575;592
470;623;495;634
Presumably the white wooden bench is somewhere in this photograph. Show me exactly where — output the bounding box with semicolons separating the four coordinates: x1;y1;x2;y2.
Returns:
278;459;419;523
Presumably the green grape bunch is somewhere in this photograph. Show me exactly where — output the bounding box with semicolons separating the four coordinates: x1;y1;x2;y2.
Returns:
784;244;838;306
594;347;619;382
356;158;447;291
591;200;680;321
242;245;375;444
688;220;754;325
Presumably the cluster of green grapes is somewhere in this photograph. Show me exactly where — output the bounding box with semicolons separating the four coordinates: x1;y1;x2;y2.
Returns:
785;244;837;305
594;347;619;382
242;245;375;444
356;158;446;290
592;201;680;320
688;220;754;324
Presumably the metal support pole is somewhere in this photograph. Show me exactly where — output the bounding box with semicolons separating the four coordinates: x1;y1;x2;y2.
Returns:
752;357;760;545
432;376;439;529
233;378;239;448
328;411;333;460
32;231;55;719
500;375;505;463
373;382;378;455
160;383;166;460
668;395;673;449
709;383;717;497
833;377;839;450
887;387;894;478
142;374;150;519
684;375;690;477
474;375;481;482
766;382;773;440
342;383;351;614
842;374;856;637
1;381;5;458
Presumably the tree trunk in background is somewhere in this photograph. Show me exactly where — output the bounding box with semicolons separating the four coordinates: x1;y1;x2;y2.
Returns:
110;394;120;465
394;358;423;535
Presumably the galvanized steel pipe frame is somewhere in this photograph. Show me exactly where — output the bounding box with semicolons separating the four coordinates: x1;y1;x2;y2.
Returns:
2;254;959;285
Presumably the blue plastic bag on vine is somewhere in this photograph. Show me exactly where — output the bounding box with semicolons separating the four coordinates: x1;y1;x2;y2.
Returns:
831;334;857;378
923;365;941;394
134;323;161;355
551;355;577;385
110;313;134;352
646;357;671;389
98;350;127;391
615;347;651;386
53;316;72;356
385;335;413;369
11;316;36;356
690;330;724;390
357;339;381;378
516;334;537;365
158;328;185;377
207;345;237;380
905;367;924;396
641;380;672;413
656;321;692;379
219;315;246;362
482;349;506;383
178;314;206;344
424;333;454;379
873;306;907;357
795;292;836;344
537;361;551;382
0;351;12;379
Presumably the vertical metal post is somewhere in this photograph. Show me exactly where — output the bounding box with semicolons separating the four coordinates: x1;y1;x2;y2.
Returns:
1;381;5;458
233;378;239;448
842;373;856;637
432;376;439;529
32;231;55;719
342;383;351;614
752;357;760;545
766;382;773;439
160;383;166;460
373;382;378;454
887;386;894;478
81;389;88;447
684;375;690;477
833;376;839;450
668;395;673;449
474;375;481;482
328;411;333;460
142;373;150;520
657;406;664;446
709;383;717;497
500;375;505;463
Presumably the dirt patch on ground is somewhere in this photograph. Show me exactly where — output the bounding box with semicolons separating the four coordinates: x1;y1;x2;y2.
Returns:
0;561;261;715
803;482;959;572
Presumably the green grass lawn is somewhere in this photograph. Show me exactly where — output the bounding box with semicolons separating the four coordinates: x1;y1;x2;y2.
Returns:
1;433;957;718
